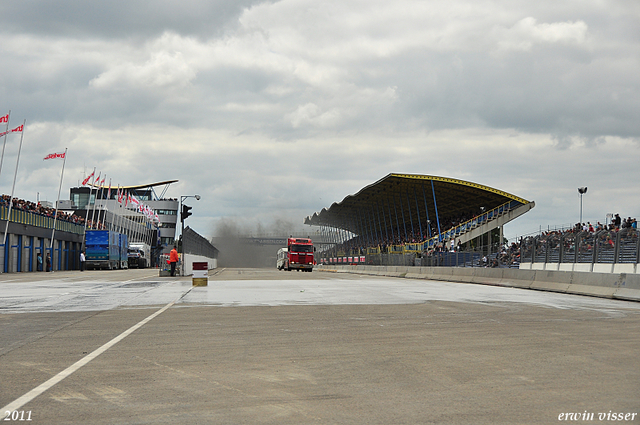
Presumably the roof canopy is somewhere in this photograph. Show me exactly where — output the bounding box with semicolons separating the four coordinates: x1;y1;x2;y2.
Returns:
90;180;179;190
305;173;532;236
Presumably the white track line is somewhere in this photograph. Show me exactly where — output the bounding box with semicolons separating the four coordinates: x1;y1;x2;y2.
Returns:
1;287;193;412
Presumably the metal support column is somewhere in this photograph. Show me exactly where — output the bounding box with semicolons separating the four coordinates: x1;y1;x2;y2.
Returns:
398;193;408;243
373;203;382;247
422;181;431;239
356;209;369;252
367;207;379;247
378;200;389;245
385;198;395;244
431;180;442;242
406;189;415;242
392;195;401;245
414;187;423;241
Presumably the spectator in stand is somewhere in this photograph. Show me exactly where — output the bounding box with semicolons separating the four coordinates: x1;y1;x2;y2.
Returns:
0;194;85;225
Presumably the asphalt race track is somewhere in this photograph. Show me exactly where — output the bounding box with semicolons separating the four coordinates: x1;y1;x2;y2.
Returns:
1;268;639;424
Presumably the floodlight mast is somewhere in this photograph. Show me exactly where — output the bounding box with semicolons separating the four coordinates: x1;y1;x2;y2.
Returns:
578;187;587;225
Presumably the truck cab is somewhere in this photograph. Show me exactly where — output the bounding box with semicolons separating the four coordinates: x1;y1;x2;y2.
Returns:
128;243;150;268
285;237;315;272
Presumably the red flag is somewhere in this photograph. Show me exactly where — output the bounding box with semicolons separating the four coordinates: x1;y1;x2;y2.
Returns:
100;177;106;186
82;170;95;186
0;114;7;123
11;124;23;133
0;130;8;137
107;181;111;199
43;152;66;160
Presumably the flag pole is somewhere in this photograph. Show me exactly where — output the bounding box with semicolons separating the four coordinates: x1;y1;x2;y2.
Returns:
101;175;107;228
49;148;68;260
97;175;105;229
89;172;100;229
83;168;96;234
0;110;10;182
116;186;122;233
105;178;112;231
2;120;26;253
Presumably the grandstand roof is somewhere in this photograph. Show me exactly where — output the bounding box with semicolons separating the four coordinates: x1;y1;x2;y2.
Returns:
304;173;532;234
91;180;179;190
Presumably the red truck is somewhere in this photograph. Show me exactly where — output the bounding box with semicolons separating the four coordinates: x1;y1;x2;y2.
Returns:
277;237;315;272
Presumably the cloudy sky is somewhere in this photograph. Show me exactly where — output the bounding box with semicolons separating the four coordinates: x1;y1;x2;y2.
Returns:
1;0;638;241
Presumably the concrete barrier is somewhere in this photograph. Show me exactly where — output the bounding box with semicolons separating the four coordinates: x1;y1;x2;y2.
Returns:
451;267;475;284
471;268;503;287
315;264;640;302
614;276;640;302
530;270;573;293
558;263;574;272
573;263;592;273
505;268;535;289
593;263;614;274
613;264;636;274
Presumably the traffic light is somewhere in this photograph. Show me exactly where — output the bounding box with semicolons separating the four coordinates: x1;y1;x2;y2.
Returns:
181;204;192;222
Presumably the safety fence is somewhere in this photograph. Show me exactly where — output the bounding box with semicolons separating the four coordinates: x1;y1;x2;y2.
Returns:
182;226;219;258
321;228;640;270
321;245;506;268
520;228;640;265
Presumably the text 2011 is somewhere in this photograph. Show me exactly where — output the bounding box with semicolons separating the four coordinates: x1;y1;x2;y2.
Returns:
3;411;32;421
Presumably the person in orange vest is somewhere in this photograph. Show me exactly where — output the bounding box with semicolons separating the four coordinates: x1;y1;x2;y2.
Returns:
169;245;179;277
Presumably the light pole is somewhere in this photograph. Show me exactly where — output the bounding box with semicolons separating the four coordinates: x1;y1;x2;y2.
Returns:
578;187;587;225
180;194;201;276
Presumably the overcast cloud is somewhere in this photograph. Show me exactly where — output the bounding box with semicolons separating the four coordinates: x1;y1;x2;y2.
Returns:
1;0;638;240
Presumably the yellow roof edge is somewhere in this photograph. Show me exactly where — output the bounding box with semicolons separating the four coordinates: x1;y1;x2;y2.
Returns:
389;173;531;205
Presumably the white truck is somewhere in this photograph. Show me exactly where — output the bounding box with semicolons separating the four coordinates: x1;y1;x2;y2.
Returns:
127;242;151;269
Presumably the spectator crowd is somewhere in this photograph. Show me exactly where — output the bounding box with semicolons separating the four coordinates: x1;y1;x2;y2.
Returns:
0;194;106;229
324;209;638;269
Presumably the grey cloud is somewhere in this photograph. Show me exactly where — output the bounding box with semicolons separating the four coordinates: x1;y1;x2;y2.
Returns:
3;0;274;40
0;0;638;242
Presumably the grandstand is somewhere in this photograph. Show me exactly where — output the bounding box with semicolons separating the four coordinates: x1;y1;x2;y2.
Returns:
305;173;535;265
520;226;640;273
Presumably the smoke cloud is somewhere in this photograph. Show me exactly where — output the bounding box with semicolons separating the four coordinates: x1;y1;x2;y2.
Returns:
210;216;308;268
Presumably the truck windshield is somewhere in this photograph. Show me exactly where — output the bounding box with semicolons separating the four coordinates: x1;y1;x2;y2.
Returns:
291;244;313;253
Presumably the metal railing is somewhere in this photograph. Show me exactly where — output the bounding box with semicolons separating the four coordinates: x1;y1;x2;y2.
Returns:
320;242;519;268
0;205;85;235
182;226;218;258
520;228;640;265
423;200;520;248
